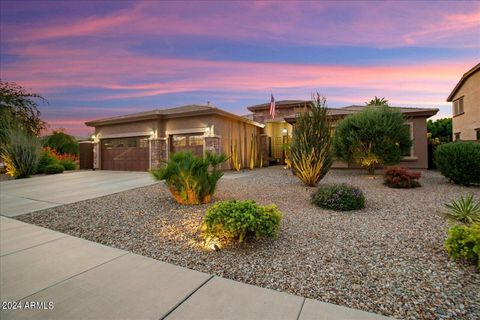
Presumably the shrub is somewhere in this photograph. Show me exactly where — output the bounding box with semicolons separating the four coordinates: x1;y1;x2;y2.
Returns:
444;194;480;224
202;200;282;244
312;184;365;211
384;166;421;188
290;94;333;186
445;223;480;268
1;126;39;179
44;163;64;174
435;142;480;185
151;151;228;205
333;105;412;174
59;159;76;170
42;130;79;155
36;148;58;173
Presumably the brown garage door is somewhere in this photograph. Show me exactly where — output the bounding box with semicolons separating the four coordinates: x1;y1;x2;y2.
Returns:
170;134;204;157
101;137;149;171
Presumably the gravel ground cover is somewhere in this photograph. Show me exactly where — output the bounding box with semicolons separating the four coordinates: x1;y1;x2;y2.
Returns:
16;167;480;319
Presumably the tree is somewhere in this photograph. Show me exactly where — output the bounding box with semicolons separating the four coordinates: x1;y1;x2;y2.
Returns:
0;80;48;137
366;96;389;106
290;94;333;186
427;118;452;142
333;106;412;175
43;129;79;155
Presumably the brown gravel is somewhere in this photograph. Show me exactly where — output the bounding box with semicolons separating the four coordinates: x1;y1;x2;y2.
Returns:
16;167;480;319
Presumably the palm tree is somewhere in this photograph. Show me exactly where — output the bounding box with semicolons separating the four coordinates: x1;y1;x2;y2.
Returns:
366;96;389;106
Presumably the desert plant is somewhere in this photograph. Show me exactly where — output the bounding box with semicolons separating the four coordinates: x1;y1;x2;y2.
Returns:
44;163;65;174
384;166;421;188
435;142;480;186
444;194;480;224
1;126;39;179
333;105;412;175
59;158;77;170
36;147;58;173
231;140;241;171
290;94;333;186
249;134;255;170
311;184;365;211
366;96;389;106
151;151;227;205
445;223;480;268
201;200;282;244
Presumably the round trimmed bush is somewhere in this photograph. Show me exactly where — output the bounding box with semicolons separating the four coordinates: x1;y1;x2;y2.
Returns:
201;200;282;244
44;164;64;174
435;142;480;185
312;184;365;211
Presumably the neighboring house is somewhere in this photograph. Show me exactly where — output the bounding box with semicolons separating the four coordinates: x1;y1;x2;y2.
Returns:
248;101;438;169
85;101;437;171
447;63;480;141
85;105;263;171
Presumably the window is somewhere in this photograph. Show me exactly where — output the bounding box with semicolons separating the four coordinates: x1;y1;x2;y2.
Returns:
172;136;186;147
189;136;204;146
453;97;464;116
454;132;461;141
403;123;414;157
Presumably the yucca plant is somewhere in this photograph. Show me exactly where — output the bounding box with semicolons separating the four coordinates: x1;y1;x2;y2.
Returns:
231;140;241;171
1;125;40;179
290;94;333;186
151;151;228;205
445;194;480;224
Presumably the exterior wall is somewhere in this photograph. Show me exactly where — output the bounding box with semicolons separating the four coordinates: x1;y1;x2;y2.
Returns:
95;120;158;138
252;105;308;123
451;70;480;140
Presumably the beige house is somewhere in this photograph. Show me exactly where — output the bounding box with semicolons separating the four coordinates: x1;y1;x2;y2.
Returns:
247;101;438;169
447;63;480;141
85;105;263;171
85;101;437;171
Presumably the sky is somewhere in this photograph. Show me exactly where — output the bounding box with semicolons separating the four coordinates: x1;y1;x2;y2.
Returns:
1;0;479;137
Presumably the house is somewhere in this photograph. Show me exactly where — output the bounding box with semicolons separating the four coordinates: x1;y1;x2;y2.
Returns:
447;63;480;141
248;101;438;169
85;101;437;171
85;105;264;171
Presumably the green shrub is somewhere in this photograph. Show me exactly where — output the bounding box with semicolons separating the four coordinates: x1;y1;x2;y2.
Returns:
435;142;480;185
42;130;79;155
44;163;64;174
333;106;412;174
312;184;365;211
36;149;58;173
445;223;480;268
1;126;39;179
59;158;76;170
290;94;333;186
444;194;480;224
151;151;228;205
202;200;282;244
384;166;421;188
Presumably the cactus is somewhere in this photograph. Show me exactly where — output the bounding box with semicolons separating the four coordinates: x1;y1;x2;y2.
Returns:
231;140;241;171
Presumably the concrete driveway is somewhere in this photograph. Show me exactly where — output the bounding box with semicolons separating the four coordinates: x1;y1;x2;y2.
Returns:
0;171;158;217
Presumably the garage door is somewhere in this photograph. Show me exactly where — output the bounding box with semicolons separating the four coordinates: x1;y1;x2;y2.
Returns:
101;137;149;171
170;134;204;157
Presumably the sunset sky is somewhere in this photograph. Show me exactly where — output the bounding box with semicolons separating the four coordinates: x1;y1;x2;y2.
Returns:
1;0;479;137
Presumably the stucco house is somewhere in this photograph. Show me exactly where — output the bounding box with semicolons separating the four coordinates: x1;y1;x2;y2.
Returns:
85;101;437;171
447;63;480;141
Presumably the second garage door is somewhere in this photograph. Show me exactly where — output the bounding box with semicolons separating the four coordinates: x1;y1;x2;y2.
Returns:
101;137;149;171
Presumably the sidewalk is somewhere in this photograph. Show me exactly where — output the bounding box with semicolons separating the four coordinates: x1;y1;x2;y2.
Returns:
0;217;390;320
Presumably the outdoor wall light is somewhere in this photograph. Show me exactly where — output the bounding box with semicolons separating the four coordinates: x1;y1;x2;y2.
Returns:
282;128;288;134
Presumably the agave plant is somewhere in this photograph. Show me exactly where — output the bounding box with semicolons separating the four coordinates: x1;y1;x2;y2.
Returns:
445;194;480;224
151;151;228;205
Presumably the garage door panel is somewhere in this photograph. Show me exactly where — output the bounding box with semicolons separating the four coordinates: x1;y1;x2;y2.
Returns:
101;137;149;171
170;134;204;157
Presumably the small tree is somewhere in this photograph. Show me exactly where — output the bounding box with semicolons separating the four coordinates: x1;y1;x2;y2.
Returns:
366;96;389;106
290;94;333;186
0;80;48;138
427;118;452;142
333;106;411;175
43;129;79;155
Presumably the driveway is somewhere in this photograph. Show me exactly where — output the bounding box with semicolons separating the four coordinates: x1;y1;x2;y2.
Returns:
0;171;158;217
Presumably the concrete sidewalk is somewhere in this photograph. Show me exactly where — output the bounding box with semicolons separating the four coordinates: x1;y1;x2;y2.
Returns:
0;171;157;217
0;217;390;320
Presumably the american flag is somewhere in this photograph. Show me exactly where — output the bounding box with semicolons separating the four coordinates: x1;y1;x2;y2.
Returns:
269;93;276;118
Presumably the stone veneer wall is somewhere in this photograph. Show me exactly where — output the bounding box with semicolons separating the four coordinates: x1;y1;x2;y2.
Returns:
92;142;99;169
204;136;221;154
150;138;167;169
